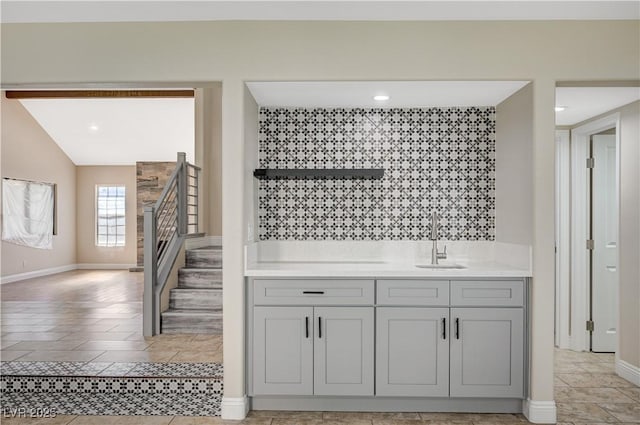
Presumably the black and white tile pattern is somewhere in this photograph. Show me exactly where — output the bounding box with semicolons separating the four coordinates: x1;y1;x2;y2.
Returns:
258;107;496;241
1;361;223;416
2;392;221;416
1;375;223;394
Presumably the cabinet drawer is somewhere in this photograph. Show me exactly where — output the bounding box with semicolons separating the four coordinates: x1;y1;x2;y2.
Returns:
254;279;375;305
377;280;449;306
451;280;524;307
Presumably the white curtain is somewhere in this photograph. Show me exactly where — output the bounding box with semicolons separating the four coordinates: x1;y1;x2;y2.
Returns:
2;178;54;249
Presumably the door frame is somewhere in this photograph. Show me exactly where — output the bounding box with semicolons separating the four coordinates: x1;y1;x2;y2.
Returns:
555;129;570;349
565;113;620;353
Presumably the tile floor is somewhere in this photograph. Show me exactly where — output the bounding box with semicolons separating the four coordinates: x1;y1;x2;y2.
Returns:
0;271;223;364
1;271;639;424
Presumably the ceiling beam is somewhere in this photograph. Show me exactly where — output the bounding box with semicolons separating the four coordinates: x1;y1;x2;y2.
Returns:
5;90;195;99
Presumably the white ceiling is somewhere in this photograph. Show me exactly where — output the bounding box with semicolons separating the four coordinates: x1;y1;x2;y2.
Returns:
555;87;640;126
19;98;195;166
2;1;638;23
16;86;639;163
246;81;531;108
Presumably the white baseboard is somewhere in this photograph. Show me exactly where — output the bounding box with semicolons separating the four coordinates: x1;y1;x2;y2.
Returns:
617;359;640;386
186;235;222;249
1;262;139;283
221;396;249;420
523;399;557;424
0;264;77;284
76;263;136;270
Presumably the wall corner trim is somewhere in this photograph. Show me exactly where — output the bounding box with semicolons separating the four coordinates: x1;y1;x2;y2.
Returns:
616;359;640;386
0;264;77;284
221;396;249;420
522;399;557;424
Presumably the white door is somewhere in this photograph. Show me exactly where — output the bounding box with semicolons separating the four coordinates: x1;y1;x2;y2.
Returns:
591;134;618;353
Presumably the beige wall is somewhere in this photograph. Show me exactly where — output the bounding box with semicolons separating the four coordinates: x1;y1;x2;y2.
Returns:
76;166;137;266
195;86;223;236
1;96;77;277
243;88;259;243
495;84;534;245
2;20;639;414
615;101;640;370
572;100;640;369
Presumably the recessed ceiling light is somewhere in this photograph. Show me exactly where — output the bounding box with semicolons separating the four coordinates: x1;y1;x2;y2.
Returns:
555;106;567;112
374;95;390;101
89;124;99;132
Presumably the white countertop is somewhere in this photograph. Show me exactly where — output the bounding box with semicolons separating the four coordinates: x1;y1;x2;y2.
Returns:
244;241;532;278
245;260;531;278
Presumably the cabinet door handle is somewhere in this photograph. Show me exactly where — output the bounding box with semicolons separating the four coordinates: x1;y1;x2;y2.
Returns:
303;291;325;295
305;316;309;338
318;316;322;339
455;318;460;339
442;317;446;339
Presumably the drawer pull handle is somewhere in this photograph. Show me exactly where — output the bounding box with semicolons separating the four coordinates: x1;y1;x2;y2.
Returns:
303;291;325;295
305;316;309;338
442;317;446;340
455;318;460;339
318;316;322;339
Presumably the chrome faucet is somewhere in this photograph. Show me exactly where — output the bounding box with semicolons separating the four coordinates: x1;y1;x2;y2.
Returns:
429;211;447;265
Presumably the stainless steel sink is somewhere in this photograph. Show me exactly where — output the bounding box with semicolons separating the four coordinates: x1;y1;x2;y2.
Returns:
415;263;466;269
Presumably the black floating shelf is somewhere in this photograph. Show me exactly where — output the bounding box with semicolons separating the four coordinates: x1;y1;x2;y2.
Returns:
254;168;384;179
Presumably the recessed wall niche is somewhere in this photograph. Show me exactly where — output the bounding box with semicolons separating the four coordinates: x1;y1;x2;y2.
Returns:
258;107;495;241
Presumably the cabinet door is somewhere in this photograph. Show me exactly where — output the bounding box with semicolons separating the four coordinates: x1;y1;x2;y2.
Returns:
314;307;374;396
450;308;524;398
377;307;449;396
253;306;313;395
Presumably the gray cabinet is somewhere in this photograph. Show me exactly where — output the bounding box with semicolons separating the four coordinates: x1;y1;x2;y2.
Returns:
449;307;524;398
376;307;449;396
254;279;375;306
252;304;374;396
451;280;524;307
377;280;449;306
252;306;313;395
314;307;374;396
249;277;527;403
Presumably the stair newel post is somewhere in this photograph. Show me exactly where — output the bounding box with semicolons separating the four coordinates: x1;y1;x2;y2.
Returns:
143;205;158;337
177;152;188;236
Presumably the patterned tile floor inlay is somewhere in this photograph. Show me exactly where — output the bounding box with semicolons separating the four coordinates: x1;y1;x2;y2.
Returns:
0;361;223;377
1;375;223;394
1;361;224;416
1;392;221;416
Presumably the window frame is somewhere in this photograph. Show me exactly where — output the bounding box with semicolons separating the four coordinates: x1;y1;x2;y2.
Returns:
95;184;126;248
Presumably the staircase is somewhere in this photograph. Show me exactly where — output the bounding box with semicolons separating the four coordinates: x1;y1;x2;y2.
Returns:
161;246;223;334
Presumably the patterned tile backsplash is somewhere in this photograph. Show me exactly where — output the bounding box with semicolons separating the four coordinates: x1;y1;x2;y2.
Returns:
258;107;496;241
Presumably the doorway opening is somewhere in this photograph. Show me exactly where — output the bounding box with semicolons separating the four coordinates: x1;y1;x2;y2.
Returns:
1;86;224;415
555;107;621;354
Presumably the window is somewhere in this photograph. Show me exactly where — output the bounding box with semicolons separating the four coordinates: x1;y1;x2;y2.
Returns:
96;185;125;247
2;178;56;249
